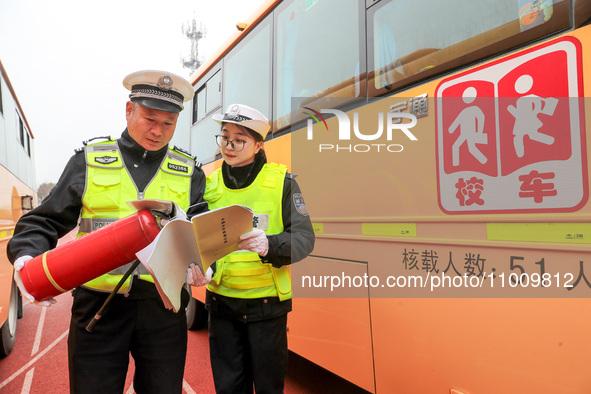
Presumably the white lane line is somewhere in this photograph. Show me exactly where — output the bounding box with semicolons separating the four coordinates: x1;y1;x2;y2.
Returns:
31;307;47;356
21;307;47;394
20;368;35;394
0;329;68;390
183;379;197;394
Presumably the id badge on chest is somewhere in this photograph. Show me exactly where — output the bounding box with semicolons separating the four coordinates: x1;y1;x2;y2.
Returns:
253;214;269;230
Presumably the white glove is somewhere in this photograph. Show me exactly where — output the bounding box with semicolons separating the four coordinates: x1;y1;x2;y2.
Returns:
13;255;57;307
238;229;269;257
186;263;210;287
159;202;188;227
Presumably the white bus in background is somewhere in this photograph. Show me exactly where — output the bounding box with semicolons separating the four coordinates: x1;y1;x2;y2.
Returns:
0;59;37;358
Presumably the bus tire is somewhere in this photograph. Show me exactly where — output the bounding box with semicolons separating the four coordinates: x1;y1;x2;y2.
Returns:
17;288;23;319
186;296;207;330
0;280;19;358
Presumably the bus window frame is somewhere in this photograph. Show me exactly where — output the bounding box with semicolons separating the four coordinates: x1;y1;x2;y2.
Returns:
366;0;573;97
272;0;367;135
190;0;586;160
0;77;4;116
191;10;277;165
192;85;204;125
190;62;224;164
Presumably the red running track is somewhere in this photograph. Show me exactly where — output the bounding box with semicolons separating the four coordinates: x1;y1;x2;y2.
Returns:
0;292;368;393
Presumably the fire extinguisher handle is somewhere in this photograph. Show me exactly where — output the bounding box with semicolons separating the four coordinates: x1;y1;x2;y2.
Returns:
86;259;142;332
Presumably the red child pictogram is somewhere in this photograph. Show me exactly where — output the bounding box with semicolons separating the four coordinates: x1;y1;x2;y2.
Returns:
436;37;586;214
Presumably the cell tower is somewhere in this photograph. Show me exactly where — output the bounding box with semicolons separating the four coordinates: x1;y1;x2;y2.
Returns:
182;16;206;74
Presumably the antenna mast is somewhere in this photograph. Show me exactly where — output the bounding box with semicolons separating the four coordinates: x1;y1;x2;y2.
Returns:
182;15;206;74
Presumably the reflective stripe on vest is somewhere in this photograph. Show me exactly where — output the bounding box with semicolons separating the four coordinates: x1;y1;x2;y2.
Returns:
205;163;292;301
79;140;193;293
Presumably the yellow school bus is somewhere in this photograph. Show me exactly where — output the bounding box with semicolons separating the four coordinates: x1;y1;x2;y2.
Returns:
0;60;36;358
185;0;591;392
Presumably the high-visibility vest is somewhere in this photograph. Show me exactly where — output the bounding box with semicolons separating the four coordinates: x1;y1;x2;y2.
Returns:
79;138;194;293
204;163;292;301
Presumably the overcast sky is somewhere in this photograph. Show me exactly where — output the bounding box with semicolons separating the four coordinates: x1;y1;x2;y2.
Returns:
0;0;266;187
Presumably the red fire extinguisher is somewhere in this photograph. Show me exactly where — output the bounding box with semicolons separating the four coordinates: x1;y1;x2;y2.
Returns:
19;209;161;302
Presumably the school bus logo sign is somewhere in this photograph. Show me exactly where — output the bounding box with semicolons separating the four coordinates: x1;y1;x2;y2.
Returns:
435;36;587;214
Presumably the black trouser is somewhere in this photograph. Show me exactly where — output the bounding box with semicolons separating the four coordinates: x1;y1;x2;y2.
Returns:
209;313;288;394
68;280;189;394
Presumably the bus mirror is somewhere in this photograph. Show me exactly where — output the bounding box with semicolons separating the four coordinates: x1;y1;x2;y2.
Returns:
21;195;34;210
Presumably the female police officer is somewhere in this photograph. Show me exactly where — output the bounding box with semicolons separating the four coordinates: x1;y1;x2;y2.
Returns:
194;103;315;393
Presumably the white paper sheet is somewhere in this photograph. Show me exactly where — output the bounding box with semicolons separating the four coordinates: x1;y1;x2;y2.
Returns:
136;205;253;312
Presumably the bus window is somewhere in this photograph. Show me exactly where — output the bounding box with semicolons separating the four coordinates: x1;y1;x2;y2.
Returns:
274;0;363;131
191;115;220;164
192;86;206;125
224;21;272;124
0;78;3;115
368;0;571;95
206;70;222;114
191;66;223;163
17;114;25;147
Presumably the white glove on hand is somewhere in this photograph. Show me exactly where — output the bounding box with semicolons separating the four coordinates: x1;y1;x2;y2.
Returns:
13;255;57;307
186;263;210;287
159;202;188;227
238;229;269;257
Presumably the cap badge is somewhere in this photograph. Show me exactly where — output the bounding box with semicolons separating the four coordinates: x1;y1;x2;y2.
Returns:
223;104;252;122
229;105;240;116
157;75;173;90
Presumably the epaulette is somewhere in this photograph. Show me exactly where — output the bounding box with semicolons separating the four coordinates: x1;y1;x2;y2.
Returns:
286;173;297;180
83;136;113;146
74;135;115;153
75;136;113;153
173;145;196;160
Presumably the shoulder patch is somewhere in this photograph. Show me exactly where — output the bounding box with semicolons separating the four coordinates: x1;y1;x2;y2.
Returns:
293;193;309;216
173;145;196;160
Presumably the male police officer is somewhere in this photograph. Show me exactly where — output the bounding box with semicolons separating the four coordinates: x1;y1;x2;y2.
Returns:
7;70;206;394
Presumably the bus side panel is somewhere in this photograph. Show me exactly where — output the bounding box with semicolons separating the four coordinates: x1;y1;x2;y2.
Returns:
289;297;375;392
372;298;591;393
290;254;375;393
288;27;591;392
367;242;591;393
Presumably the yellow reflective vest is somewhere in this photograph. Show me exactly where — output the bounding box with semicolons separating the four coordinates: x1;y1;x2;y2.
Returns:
80;139;194;293
205;163;292;301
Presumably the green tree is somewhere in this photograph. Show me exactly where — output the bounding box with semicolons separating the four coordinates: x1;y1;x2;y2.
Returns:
37;182;55;203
